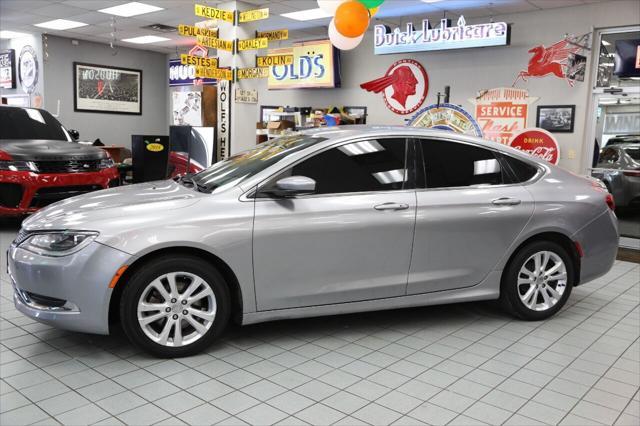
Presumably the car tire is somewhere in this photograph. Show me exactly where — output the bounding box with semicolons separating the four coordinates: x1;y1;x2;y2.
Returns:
120;255;230;357
500;241;575;321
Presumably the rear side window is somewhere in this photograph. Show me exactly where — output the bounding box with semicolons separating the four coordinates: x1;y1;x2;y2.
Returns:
500;154;539;183
625;147;640;161
417;139;507;188
599;148;619;163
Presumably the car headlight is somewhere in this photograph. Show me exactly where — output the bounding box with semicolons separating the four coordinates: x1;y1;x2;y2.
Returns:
20;231;99;257
0;160;38;172
98;158;115;169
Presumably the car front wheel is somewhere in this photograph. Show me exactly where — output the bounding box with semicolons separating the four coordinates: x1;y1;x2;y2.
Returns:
120;255;230;357
501;241;575;321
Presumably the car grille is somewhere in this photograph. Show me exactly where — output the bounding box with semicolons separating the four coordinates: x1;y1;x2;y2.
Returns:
0;183;23;208
29;185;103;208
34;159;102;173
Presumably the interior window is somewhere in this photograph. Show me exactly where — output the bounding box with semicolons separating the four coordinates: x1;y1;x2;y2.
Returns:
500;154;539;183
418;139;506;188
261;138;408;196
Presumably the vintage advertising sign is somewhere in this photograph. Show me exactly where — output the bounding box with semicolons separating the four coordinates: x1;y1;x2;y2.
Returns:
361;59;428;115
374;15;509;55
408;103;483;137
239;8;269;23
237;67;269;80
178;24;218;38
509;128;560;165
235;88;258;104
197;35;233;52
18;45;38;94
217;79;231;159
238;37;268;52
0;49;16;89
256;54;294;68
169;59;216;86
194;4;234;23
180;54;218;68
469;87;538;144
267;40;338;89
256;29;288;41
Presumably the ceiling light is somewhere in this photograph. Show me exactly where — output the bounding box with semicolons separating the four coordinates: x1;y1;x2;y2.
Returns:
602;40;611;46
35;19;87;30
99;2;164;17
421;0;444;3
121;35;170;44
0;30;30;39
281;8;332;21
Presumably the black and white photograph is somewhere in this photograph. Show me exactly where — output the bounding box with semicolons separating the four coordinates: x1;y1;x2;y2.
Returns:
536;104;576;133
567;53;587;81
74;62;142;114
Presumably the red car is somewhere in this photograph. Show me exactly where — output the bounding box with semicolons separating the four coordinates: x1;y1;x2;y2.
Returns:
0;106;119;216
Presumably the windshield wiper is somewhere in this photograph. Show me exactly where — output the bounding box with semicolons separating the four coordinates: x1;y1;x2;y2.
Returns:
175;174;209;193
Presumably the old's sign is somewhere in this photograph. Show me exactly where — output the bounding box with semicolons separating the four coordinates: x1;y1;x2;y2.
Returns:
197;35;233;52
256;29;288;41
239;8;269;23
194;4;234;23
238;37;268;51
256;54;294;67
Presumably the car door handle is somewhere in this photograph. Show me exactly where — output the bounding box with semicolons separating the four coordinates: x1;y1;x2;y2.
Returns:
492;197;521;206
374;202;409;211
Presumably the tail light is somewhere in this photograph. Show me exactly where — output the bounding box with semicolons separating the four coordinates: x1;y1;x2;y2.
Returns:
574;241;584;258
0;150;12;161
623;170;640;177
605;193;615;211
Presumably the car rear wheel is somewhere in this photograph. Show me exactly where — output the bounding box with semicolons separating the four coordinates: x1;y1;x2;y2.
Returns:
500;241;574;320
120;255;230;357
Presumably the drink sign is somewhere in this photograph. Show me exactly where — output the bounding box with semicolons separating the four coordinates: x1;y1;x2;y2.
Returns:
509;128;560;165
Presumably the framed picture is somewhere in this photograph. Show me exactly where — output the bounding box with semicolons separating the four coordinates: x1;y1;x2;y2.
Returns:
0;49;16;89
74;62;142;115
536;105;575;133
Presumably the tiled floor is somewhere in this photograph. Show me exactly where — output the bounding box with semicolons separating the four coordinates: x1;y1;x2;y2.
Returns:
1;223;639;426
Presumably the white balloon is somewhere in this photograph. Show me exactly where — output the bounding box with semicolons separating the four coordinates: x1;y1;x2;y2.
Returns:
318;0;345;16
328;18;364;50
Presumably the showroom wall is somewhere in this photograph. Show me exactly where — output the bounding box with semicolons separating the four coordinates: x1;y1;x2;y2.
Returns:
0;33;45;105
43;35;168;147
238;0;640;173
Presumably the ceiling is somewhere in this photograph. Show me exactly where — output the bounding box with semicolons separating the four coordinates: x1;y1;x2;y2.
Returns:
0;0;607;53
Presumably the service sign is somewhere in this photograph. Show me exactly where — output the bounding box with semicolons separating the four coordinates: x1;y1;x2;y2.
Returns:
237;67;269;79
469;87;538;144
268;40;338;89
0;49;16;89
374;15;509;55
197;35;234;52
194;4;234;23
169;59;216;86
256;54;294;68
509;128;560;165
238;37;268;52
180;54;218;68
239;8;269;23
178;24;218;38
235;88;258;104
257;29;288;41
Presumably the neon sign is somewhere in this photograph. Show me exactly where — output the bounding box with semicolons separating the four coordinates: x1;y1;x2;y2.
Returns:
374;16;509;55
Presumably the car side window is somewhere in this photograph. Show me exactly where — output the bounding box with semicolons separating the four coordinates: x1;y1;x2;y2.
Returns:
500;154;539;183
599;148;619;164
260;138;408;196
417;138;507;189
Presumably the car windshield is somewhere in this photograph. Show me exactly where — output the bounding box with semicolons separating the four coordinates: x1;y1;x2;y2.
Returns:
625;147;640;161
0;107;71;141
191;134;326;192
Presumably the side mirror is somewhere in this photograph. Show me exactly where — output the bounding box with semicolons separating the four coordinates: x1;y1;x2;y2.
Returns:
264;176;316;198
68;129;80;140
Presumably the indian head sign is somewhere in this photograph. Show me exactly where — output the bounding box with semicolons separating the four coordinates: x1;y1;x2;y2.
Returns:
374;15;509;55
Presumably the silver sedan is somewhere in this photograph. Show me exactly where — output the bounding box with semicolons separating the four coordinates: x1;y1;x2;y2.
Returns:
8;127;619;357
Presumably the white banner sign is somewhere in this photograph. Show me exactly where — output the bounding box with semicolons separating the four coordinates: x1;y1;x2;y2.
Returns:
217;79;231;160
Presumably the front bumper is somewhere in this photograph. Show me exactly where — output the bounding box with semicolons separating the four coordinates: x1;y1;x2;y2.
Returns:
8;240;130;335
0;168;119;216
574;209;619;285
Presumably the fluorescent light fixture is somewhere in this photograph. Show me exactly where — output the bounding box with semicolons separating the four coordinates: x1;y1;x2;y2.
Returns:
0;30;30;39
281;8;332;21
35;19;87;30
121;35;170;44
421;0;444;3
99;2;164;17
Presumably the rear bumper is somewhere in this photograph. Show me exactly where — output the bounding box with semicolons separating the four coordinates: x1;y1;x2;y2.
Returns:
573;209;619;285
0;168;119;216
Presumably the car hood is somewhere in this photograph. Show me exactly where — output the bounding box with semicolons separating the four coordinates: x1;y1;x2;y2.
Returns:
23;180;203;232
1;139;108;161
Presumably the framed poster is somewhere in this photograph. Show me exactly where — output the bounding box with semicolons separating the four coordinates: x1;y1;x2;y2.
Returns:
0;49;16;89
536;105;575;133
74;62;142;115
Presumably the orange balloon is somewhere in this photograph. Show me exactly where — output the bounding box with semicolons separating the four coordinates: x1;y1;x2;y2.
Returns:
334;1;370;38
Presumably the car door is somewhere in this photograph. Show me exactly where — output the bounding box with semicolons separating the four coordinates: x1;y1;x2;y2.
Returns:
407;138;535;295
252;138;416;311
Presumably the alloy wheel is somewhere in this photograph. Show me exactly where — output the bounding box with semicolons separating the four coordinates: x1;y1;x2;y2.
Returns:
137;272;217;347
517;251;567;312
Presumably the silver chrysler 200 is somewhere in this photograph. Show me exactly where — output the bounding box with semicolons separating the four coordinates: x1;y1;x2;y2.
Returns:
8;127;619;357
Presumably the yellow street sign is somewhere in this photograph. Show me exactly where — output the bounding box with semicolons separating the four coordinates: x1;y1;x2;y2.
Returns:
239;8;269;23
195;66;233;81
197;35;234;51
194;4;234;23
180;54;218;68
256;29;288;41
178;24;218;38
238;37;268;51
237;67;269;79
256;54;294;67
